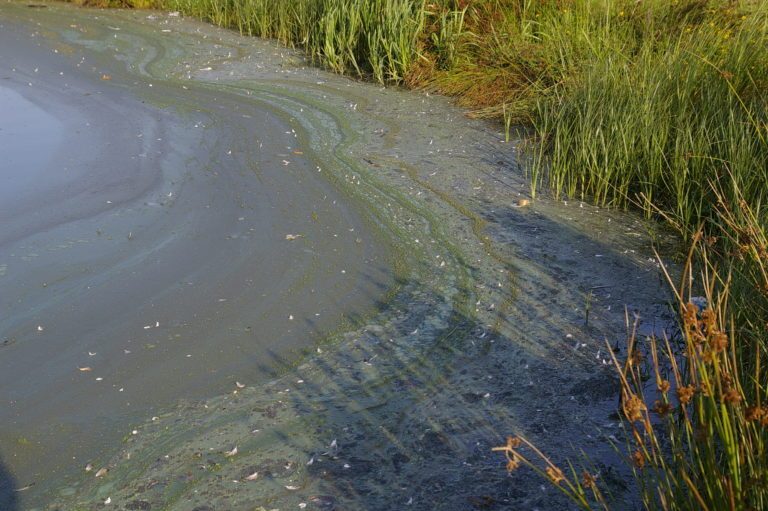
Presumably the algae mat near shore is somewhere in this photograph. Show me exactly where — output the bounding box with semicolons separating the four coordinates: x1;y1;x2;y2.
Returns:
0;2;392;506
0;3;674;510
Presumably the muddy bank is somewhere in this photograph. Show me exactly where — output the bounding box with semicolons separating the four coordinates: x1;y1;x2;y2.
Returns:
0;2;676;510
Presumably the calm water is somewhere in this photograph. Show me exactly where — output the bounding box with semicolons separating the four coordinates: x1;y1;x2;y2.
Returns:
0;8;391;505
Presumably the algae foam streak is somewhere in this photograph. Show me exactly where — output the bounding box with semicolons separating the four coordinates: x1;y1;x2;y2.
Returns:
0;5;391;506
0;2;674;510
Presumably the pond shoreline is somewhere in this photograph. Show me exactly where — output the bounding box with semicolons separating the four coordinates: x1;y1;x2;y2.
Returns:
0;3;676;510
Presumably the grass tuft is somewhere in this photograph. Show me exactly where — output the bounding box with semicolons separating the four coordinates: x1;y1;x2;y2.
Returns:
159;0;427;83
497;191;768;509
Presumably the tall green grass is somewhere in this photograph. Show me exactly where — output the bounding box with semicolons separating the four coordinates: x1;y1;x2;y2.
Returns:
418;1;767;236
163;0;426;82
527;2;768;232
448;4;768;509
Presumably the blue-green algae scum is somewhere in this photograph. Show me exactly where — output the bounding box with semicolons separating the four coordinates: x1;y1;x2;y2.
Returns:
0;2;674;510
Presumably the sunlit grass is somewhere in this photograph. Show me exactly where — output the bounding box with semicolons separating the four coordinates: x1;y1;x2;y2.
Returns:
158;0;426;83
528;3;767;229
153;0;766;240
483;5;768;508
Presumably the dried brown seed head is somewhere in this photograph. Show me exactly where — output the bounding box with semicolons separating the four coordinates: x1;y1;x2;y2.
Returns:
623;394;647;422
710;331;728;352
683;303;699;328
677;385;696;405
581;471;596;489
652;400;672;417
723;387;742;404
746;406;765;422
506;456;521;473
632;450;645;469
546;466;565;485
700;309;717;330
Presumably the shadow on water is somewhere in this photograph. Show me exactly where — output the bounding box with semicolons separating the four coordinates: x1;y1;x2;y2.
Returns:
226;202;675;510
0;457;19;511
44;204;675;510
27;89;672;511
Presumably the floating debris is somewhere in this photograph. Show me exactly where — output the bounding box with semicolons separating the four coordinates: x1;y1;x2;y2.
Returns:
309;495;336;510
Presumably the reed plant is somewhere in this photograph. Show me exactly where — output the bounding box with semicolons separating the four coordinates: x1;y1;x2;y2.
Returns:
161;0;426;82
496;191;768;509
530;3;768;227
419;2;767;226
482;4;768;507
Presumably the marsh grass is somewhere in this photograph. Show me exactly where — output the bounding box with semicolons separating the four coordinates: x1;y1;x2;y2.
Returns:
484;4;768;507
497;194;768;509
531;5;768;227
158;0;426;83
421;2;768;222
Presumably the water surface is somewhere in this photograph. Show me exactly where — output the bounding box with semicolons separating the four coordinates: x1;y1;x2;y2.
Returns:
0;7;391;504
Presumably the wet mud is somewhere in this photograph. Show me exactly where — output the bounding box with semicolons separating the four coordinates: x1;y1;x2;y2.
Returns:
0;3;677;510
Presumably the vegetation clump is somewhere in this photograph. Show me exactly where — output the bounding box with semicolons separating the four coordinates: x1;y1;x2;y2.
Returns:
496;195;768;510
